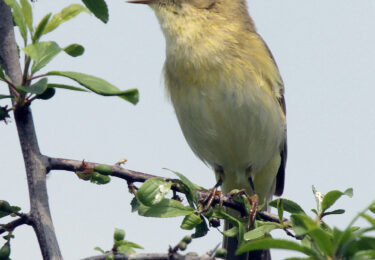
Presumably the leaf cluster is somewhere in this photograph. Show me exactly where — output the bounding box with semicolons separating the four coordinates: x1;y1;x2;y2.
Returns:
94;228;143;260
130;171;375;259
0;200;23;260
0;0;138;116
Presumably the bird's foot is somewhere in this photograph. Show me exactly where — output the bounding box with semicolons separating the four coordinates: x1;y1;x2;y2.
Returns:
199;179;224;213
232;189;259;229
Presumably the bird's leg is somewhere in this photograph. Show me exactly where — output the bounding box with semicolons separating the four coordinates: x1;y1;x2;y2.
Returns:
201;177;223;213
231;177;259;228
233;190;258;228
247;177;259;228
200;167;224;213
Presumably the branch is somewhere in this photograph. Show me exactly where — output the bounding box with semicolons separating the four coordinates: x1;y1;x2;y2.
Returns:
0;2;62;259
0;215;31;235
81;253;219;260
0;1;22;85
47;157;280;223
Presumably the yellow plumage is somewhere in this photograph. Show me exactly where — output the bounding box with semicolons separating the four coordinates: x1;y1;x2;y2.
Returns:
155;1;286;204
129;0;287;258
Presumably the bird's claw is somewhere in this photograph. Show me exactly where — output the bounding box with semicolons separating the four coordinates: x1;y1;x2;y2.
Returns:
200;186;224;213
232;189;259;229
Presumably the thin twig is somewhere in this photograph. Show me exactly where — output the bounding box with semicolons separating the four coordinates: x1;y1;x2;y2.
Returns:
0;214;31;235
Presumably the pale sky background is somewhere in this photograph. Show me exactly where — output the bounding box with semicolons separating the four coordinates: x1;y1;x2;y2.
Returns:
1;0;375;259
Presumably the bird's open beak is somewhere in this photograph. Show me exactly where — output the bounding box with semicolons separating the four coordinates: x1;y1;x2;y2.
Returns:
127;0;158;4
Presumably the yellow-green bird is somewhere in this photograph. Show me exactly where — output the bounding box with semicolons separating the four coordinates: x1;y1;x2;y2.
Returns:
129;0;287;258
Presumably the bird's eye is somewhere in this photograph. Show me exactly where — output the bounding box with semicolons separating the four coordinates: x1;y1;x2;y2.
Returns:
188;0;216;9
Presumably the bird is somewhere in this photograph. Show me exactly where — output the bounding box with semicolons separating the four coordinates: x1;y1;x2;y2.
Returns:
128;0;287;259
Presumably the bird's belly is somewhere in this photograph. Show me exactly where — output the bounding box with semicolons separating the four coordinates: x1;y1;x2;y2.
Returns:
170;81;285;175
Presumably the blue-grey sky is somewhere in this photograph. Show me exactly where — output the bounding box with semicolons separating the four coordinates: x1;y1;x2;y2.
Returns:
1;0;375;259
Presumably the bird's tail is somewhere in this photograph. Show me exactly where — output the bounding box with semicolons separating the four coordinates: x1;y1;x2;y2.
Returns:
220;157;281;260
223;217;271;260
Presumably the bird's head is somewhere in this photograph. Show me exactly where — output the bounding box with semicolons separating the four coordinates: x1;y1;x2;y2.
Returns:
128;0;255;45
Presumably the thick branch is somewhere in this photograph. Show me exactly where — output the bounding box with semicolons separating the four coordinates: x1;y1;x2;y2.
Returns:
0;1;22;84
0;2;62;259
47;157;280;223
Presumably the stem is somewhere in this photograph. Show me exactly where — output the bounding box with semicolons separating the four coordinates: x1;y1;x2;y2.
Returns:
29;73;48;81
14;100;62;260
0;2;62;259
22;55;31;85
0;215;31;235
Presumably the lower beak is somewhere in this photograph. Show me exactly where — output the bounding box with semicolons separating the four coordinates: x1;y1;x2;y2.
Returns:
127;0;158;4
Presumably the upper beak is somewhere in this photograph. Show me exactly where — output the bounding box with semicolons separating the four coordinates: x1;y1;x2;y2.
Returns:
127;0;158;4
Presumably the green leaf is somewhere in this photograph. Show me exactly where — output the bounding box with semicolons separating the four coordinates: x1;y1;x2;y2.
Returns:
344;236;375;258
0;200;12;218
93;246;106;254
192;217;209;238
47;71;139;104
90;172;111;185
106;255;114;260
277;198;284;222
308;228;333;256
136;178;172;206
47;83;87;92
16;78;48;95
169;169;198;206
116;240;143;249
24;41;62;73
130;197;140;213
0;65;5;79
116;246;135;254
321;188;353;213
82;0;109;23
269;198;305;214
10;206;21;213
94;164;112;176
214;208;246;245
322;209;345;217
360;213;375;227
0;242;11;260
222;226;238;237
352;250;375;259
33;13;51;43
44;4;89;34
236;238;320;257
4;0;27;43
138;199;194;218
180;213;202;230
290;214;318;237
20;0;33;33
333;227;355;257
113;228;125;241
36;88;56;100
0;95;13;100
369;202;375;214
64;44;84;57
244;224;279;241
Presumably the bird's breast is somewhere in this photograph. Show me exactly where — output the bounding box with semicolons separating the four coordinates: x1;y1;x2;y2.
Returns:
164;61;285;175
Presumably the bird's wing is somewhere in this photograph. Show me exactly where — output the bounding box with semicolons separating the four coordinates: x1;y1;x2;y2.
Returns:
260;36;288;196
275;93;287;196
